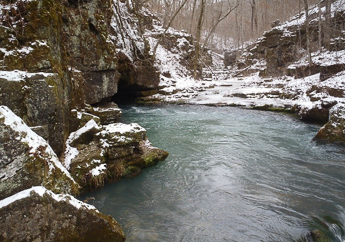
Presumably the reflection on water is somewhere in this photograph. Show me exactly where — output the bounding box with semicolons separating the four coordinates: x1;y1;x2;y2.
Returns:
81;105;345;242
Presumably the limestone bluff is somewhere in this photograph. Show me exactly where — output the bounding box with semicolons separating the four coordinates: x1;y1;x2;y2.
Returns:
0;0;186;240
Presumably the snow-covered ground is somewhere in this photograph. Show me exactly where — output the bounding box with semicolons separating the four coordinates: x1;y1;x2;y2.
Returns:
190;71;344;113
140;0;345;121
142;46;345;120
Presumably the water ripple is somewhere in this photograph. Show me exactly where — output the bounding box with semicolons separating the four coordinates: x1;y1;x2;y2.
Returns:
81;105;345;241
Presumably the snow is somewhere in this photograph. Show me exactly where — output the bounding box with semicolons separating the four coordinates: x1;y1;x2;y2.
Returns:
67;120;101;145
31;40;49;47
0;186;96;211
150;0;345;112
272;0;345;33
93;106;122;113
90;164;107;176
321;70;345;89
144;33;219;102
64;145;79;170
97;123;145;144
0;46;34;57
185;67;345;118
92;159;102;164
64;120;101;169
0;70;55;82
101;123;145;135
288;50;345;69
110;0;146;60
0;106;76;183
147;36;189;78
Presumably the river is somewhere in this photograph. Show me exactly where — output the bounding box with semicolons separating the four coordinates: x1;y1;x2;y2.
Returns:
81;104;345;242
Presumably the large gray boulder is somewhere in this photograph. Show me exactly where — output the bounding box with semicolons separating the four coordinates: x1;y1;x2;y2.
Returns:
0;106;79;200
0;187;125;242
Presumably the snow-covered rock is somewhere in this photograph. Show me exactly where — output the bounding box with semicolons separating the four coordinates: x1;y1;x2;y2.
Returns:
0;106;79;200
0;70;68;155
65;121;168;192
315;103;345;142
0;187;125;242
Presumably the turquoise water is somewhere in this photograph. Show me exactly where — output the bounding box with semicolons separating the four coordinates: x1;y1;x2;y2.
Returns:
82;105;345;241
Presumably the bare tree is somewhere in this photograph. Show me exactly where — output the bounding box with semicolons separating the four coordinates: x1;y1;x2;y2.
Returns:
202;2;238;50
193;0;206;79
153;0;189;55
303;0;313;71
324;0;331;49
189;0;198;34
318;1;322;52
148;0;320;52
249;0;258;38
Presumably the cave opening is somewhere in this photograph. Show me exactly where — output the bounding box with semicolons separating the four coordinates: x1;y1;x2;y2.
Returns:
112;52;159;105
111;77;140;105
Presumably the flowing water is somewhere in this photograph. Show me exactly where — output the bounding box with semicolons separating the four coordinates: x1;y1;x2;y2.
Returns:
82;105;345;242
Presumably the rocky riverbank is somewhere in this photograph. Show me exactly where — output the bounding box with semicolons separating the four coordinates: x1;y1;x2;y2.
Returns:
1;0;344;240
140;0;345;144
0;0;174;240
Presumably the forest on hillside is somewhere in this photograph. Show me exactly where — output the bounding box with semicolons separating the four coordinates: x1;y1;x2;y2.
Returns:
136;0;327;51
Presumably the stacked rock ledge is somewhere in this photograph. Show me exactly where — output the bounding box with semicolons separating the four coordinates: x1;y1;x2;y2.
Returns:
65;120;169;192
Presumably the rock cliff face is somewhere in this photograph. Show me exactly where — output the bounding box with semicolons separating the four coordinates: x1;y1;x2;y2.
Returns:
0;0;164;155
0;0;171;240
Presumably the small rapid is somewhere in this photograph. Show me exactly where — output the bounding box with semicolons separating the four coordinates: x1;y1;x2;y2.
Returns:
81;105;345;241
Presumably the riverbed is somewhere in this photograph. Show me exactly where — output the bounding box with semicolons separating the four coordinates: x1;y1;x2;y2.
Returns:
82;105;345;241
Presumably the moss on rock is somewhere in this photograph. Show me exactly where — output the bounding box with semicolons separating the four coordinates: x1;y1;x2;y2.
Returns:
0;106;79;200
0;187;125;242
66;122;168;193
314;103;345;142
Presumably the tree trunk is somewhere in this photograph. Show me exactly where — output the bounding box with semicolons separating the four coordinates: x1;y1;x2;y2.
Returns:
324;0;331;50
235;0;240;48
163;0;171;28
153;0;189;55
193;0;206;79
202;3;238;50
303;0;312;72
250;0;258;38
189;0;198;34
318;2;322;52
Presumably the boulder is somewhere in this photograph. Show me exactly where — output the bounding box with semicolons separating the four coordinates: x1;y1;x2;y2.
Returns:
298;104;331;124
320;64;345;81
89;102;122;125
0;106;79;200
271;19;281;28
0;187;125;242
65;121;169;192
0;71;69;156
314;103;345;142
224;51;237;67
308;229;330;242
